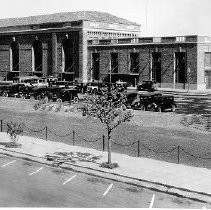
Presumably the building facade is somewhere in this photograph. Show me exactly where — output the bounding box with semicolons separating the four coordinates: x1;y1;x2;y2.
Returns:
0;11;140;82
87;36;211;91
0;11;211;91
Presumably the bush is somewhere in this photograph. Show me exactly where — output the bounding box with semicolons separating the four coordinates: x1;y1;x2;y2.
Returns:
55;104;63;112
33;99;45;110
6;122;23;148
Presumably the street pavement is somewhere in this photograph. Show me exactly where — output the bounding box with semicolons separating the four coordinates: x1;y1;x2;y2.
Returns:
0;133;211;207
0;154;209;208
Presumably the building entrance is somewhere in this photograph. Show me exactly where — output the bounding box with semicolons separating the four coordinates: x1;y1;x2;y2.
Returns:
152;52;161;84
175;52;187;88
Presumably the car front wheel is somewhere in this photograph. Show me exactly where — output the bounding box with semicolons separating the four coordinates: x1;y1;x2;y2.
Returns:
73;97;79;103
139;104;145;111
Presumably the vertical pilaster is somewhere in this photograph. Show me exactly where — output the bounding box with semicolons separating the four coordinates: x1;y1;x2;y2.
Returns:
79;29;88;83
52;33;57;77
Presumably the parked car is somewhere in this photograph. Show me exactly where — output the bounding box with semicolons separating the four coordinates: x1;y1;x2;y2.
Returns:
0;84;26;97
148;94;177;112
54;88;79;103
115;80;128;92
0;85;11;96
28;87;48;100
124;91;176;112
137;80;157;92
86;82;103;94
13;76;48;88
53;81;76;89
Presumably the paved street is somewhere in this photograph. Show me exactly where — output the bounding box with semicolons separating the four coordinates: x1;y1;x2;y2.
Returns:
0;154;209;208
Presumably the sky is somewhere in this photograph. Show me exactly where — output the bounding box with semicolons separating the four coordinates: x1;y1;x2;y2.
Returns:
0;0;211;37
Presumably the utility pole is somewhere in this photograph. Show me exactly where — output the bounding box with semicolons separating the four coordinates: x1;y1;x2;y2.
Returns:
146;0;149;34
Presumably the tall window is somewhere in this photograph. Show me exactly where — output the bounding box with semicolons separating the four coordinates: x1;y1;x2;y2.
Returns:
62;38;74;72
10;41;19;72
92;53;100;80
152;52;161;83
205;53;211;69
175;52;187;83
110;53;118;73
32;39;43;72
130;52;139;73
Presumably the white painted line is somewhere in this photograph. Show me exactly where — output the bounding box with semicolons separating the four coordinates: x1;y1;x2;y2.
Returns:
62;175;77;185
149;194;155;208
29;167;43;176
103;184;113;196
1;160;16;167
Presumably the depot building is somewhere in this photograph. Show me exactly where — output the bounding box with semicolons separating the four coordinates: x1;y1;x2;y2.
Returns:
0;11;211;91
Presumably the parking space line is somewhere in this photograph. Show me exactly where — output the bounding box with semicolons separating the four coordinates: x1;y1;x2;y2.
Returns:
149;194;155;208
1;160;16;167
62;175;77;185
103;184;113;196
29;167;43;176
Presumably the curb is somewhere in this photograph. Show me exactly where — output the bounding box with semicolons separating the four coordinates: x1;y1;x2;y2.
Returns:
0;147;211;204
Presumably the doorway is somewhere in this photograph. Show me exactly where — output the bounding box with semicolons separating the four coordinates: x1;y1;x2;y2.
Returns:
152;52;161;83
175;52;186;87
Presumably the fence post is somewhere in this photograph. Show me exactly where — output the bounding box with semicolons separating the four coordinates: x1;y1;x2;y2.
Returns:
102;135;105;151
177;146;180;164
138;141;140;157
73;130;75;146
46;126;48;141
0;120;2;132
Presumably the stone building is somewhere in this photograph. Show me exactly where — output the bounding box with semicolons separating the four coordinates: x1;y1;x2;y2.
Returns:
88;35;211;91
0;11;140;82
0;11;211;91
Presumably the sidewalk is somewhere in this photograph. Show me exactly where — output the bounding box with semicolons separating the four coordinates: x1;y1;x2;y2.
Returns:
0;132;211;203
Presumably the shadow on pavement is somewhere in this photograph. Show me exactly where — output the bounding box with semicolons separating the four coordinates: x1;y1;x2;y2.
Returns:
45;151;102;166
175;97;211;115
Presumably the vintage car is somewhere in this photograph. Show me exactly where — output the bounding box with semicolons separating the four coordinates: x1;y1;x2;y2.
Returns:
53;88;79;103
137;80;157;92
13;76;48;88
148;94;177;112
86;82;102;94
115;80;128;92
124;91;176;112
0;84;26;97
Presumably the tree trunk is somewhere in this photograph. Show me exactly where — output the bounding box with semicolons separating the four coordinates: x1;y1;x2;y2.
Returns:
107;129;111;165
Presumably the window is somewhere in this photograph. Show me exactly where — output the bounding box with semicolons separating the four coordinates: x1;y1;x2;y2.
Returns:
175;52;187;83
152;52;161;83
110;53;118;73
62;38;74;72
32;40;42;72
176;36;185;42
130;53;139;73
153;37;161;43
10;41;19;72
92;53;100;80
205;53;211;69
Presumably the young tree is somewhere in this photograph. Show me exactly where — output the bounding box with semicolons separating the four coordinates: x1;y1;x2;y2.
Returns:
83;89;133;169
